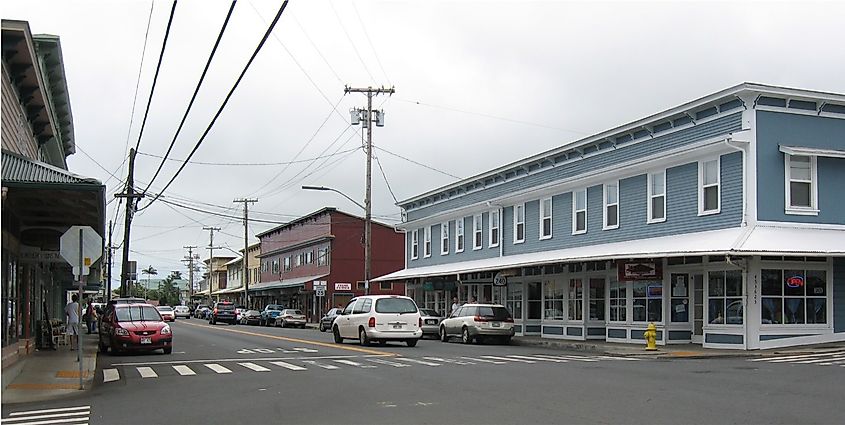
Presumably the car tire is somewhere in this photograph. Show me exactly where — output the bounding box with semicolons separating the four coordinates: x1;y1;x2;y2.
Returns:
319;323;326;332
359;328;371;346
462;327;472;344
406;339;418;347
163;347;172;354
333;326;343;344
279;321;285;328
501;336;512;345
440;327;449;343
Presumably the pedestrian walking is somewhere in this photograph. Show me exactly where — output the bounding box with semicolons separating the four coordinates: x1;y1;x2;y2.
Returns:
451;297;460;316
85;301;97;334
64;294;80;350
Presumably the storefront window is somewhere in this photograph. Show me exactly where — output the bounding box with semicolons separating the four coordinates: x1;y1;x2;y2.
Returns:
527;282;542;320
708;270;742;324
506;283;522;320
543;280;564;320
762;269;826;325
670;274;690;323
609;279;626;322
633;281;662;322
568;279;583;321
588;278;605;321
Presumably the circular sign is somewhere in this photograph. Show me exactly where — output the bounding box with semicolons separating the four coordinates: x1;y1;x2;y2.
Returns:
786;276;804;288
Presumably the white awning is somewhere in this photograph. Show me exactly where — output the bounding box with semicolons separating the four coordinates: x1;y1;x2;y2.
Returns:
779;145;845;159
250;274;329;292
736;224;845;255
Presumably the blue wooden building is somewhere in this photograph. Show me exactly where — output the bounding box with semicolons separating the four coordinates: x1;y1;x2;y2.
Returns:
374;83;845;350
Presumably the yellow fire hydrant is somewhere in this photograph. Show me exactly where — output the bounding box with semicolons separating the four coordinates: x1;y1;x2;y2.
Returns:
643;322;658;351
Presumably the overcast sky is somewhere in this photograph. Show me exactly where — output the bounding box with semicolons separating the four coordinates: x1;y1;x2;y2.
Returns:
5;0;845;281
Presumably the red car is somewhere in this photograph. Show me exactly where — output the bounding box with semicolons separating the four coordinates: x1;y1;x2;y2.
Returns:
99;303;173;354
156;306;176;322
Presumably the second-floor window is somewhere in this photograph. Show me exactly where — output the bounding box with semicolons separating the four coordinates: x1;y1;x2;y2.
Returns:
455;218;465;253
513;203;525;244
604;182;619;230
284;256;291;271
317;248;328;266
473;214;483;250
785;154;817;214
572;189;587;235
489;210;500;248
441;223;449;255
305;250;313;264
411;230;419;260
699;158;720;215
296;253;303;267
540;197;553;239
272;259;280;274
424;226;432;258
648;170;666;223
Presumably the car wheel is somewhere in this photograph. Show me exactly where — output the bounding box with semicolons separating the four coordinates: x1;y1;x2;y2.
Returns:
359;328;371;346
319;323;326;332
163;347;172;354
333;326;343;344
279;321;285;328
501;336;512;345
406;338;418;347
461;327;472;344
98;339;108;353
440;326;449;343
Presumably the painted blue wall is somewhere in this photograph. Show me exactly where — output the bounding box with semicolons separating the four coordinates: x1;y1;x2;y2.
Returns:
756;111;845;224
835;257;845;333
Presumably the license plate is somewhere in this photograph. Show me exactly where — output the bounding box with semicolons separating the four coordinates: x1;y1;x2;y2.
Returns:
392;324;403;329
426;319;436;325
491;322;501;327
141;337;152;344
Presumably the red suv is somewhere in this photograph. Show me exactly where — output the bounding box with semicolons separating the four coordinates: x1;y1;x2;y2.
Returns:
99;303;173;354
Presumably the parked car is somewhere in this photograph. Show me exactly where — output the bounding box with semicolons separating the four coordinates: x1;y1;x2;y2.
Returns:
194;305;210;319
319;308;343;332
418;308;444;338
99;297;147;333
439;303;514;345
174;305;191;319
239;309;262;325
209;301;237;325
260;304;286;326
98;303;172;354
275;309;306;328
156;306;176;322
235;306;247;322
332;295;422;347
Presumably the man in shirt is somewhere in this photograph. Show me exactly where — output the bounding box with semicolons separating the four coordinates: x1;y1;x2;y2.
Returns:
64;294;80;350
451;297;460;316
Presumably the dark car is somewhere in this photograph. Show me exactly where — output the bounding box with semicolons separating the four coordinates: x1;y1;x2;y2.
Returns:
194;305;210;319
209;302;237;325
260;304;285;327
99;303;172;354
319;308;343;332
239;309;262;325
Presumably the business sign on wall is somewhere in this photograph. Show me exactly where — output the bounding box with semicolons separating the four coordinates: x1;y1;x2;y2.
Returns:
335;283;352;291
617;260;662;281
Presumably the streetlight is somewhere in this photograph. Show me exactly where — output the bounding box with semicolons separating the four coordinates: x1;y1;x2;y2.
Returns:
302;185;370;295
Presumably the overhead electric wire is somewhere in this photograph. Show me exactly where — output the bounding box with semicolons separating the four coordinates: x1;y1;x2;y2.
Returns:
328;0;376;84
374;153;398;204
142;0;238;192
136;147;359;166
133;0;179;152
350;0;391;85
373;145;462;180
141;0;290;211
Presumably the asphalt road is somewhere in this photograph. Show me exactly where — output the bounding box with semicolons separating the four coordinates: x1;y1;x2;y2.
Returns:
3;320;844;424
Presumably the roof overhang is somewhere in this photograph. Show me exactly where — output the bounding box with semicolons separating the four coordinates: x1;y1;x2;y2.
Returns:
250;274;328;292
779;145;845;159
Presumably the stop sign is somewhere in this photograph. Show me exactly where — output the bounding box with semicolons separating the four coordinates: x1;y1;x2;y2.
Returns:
60;225;103;277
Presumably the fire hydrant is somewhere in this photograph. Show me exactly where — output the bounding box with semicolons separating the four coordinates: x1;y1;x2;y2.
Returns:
643;322;658;351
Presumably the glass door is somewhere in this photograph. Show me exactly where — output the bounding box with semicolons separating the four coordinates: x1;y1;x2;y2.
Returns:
692;274;704;344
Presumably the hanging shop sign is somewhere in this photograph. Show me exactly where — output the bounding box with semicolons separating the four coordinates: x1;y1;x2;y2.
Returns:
786;275;805;288
335;282;352;291
617;260;662;281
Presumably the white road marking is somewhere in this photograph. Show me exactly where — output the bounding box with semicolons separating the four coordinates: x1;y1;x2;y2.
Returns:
596;355;641;361
795;356;845;364
507;355;568;363
292;347;319;353
0;416;89;425
136;367;157;378
535;354;598;362
481;355;535;363
396;358;441;366
269;361;307;371
817;359;845;366
366;358;410;367
424;357;474;365
236;349;255;354
333;359;376;368
2;411;89;422
750;351;845;362
302;360;339;370
459;356;507;364
102;368;120;383
111;354;365;366
238;362;271;372
204;363;232;374
9;407;89;417
172;365;196;376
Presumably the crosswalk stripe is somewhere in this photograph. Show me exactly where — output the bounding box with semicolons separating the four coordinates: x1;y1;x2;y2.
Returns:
172;365;196;376
269;361;307;371
424;357;474;365
0;417;89;425
535;354;598;362
2;411;89;422
103;368;120;383
292;347;318;353
795;356;845;364
333;359;376;368
366;358;410;367
817;359;845;366
238;362;271;372
9;407;89;417
508;355;568;363
302;360;339;370
460;356;507;364
750;351;845;362
136;367;157;378
204;363;232;374
596;355;641;361
481;355;535;363
396;358;441;366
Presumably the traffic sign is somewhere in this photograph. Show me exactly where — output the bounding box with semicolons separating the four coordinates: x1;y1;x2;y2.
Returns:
316;289;325;297
59;226;103;277
313;280;327;290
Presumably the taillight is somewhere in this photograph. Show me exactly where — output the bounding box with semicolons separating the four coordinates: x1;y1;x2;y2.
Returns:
418;317;422;327
504;317;514;323
368;317;376;328
474;316;489;322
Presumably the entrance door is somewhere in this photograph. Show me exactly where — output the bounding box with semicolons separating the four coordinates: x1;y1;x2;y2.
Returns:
692;274;704;344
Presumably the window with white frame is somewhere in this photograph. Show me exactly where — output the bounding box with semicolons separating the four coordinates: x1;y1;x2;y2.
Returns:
572;189;587;234
540;197;553;239
296;253;303;267
699;158;720;214
261;261;268;273
455;218;465;252
305;250;313;264
603;182;619;230
708;270;743;325
410;230;419;260
785;155;817;213
568;278;583;321
647;171;666;223
272;259;280;274
284;256;291;271
473;214;483;249
440;223;449;255
489;210;500;248
632;281;662;322
513;204;525;243
423;226;432;258
543;280;564;320
317;247;328;266
761;268;827;325
608;279;626;322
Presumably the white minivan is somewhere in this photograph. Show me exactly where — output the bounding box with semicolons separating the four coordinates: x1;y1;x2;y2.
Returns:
332;295;423;347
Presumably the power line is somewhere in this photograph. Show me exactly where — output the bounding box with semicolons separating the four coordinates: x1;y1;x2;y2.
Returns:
350;0;391;85
143;0;238;192
373;145;462;180
141;0;291;210
374;153;398;204
329;0;376;84
136;147;359;167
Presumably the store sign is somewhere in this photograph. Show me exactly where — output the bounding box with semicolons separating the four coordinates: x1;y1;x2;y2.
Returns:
19;247;64;263
617;260;662;281
335;283;352;291
786;275;805;288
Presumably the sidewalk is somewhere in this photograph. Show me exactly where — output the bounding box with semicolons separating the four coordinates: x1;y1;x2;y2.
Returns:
1;332;99;405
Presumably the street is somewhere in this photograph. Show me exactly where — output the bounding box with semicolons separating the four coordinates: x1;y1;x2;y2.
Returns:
3;322;844;425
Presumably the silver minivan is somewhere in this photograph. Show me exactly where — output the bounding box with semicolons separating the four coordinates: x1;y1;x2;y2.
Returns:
332;295;423;347
439;304;515;344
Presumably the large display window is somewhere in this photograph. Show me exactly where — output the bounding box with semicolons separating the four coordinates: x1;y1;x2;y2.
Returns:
707;270;743;325
761;269;827;325
632;281;662;322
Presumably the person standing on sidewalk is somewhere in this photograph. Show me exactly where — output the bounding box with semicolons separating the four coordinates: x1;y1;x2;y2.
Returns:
85;301;97;334
64;294;80;350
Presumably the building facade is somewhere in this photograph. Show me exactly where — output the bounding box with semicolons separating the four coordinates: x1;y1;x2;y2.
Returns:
216;243;260;306
253;208;405;322
375;83;845;350
203;256;234;305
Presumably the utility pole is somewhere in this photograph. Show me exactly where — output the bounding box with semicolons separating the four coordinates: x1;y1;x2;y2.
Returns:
115;148;145;297
203;227;222;306
233;198;257;308
346;85;394;295
183;245;197;306
106;220;113;301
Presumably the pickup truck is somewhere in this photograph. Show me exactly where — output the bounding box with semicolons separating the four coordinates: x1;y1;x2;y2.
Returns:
260;304;286;327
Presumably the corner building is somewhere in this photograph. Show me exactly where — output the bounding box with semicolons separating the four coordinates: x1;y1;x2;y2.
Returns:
375;83;845;350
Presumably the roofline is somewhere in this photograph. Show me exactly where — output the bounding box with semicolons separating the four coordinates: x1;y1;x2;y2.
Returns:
397;82;845;206
255;206;397;238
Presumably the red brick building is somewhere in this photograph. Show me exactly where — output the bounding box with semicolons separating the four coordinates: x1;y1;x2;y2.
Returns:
252;208;404;321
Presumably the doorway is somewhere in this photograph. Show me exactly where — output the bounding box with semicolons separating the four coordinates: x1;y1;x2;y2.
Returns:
692;274;704;344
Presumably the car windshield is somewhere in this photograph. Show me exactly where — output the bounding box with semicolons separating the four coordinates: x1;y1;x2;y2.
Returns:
477;306;512;320
267;305;283;311
217;304;235;311
157;306;173;311
419;309;439;317
116;305;162;322
284;310;302;315
375;298;418;314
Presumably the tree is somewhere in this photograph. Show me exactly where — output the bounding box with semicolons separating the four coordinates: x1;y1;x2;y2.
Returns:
157;271;182;306
141;265;157;300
